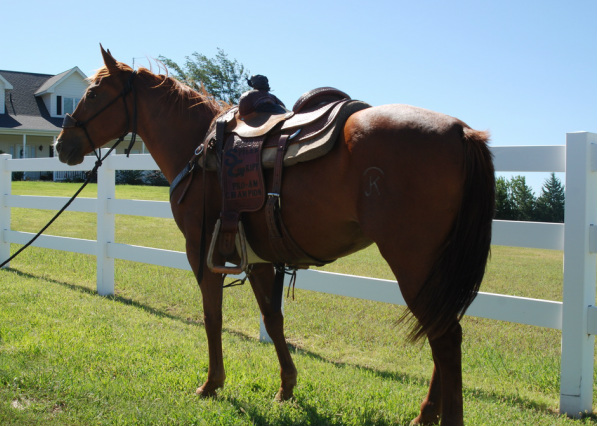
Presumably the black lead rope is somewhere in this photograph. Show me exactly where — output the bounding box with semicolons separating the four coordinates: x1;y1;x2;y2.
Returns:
0;136;126;270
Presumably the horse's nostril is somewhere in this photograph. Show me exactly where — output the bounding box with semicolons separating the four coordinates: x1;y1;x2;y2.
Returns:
55;140;62;153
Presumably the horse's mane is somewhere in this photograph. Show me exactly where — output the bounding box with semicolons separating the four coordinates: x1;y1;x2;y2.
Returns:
88;62;224;117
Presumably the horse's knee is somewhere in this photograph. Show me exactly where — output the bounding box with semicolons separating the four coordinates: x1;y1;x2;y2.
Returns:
429;322;462;353
203;310;223;329
263;310;284;327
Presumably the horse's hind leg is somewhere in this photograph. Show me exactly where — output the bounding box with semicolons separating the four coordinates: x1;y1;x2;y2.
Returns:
374;245;464;426
411;365;441;425
248;263;297;400
433;322;463;425
411;323;463;426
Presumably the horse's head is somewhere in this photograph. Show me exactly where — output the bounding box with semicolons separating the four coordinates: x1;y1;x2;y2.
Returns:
56;46;136;165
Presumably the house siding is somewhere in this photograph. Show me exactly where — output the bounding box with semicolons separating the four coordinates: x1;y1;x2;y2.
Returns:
51;75;88;117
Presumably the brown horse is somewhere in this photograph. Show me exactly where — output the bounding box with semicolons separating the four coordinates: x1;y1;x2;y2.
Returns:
55;46;494;426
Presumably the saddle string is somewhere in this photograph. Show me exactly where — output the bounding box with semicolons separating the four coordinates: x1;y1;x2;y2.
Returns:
284;267;298;300
222;264;253;288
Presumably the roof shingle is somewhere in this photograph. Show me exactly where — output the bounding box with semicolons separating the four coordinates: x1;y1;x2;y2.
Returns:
0;70;67;132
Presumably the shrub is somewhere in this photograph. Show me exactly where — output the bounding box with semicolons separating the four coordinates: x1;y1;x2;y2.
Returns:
116;170;144;185
144;170;169;186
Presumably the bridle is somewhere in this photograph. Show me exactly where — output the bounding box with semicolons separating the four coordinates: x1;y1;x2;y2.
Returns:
61;70;139;163
0;71;141;270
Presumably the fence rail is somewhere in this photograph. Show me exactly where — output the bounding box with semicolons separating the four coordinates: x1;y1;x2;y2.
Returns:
0;132;596;417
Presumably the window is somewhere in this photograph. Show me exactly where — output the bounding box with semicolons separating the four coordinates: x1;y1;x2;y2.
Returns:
56;96;80;116
64;97;80;115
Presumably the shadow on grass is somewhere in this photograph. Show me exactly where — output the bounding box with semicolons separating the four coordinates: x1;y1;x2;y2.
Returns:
4;267;583;424
225;395;406;426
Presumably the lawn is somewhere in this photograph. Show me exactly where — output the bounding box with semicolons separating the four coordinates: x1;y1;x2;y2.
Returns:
0;182;596;425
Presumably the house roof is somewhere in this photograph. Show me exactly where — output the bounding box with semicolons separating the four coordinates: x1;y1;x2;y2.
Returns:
34;67;86;96
0;68;86;133
0;74;13;90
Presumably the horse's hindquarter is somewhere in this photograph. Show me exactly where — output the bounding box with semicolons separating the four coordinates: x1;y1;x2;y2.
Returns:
342;104;468;298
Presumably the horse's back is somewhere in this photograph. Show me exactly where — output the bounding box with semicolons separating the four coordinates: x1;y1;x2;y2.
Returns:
344;103;468;157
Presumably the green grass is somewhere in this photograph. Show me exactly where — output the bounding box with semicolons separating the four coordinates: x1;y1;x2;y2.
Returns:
1;182;596;425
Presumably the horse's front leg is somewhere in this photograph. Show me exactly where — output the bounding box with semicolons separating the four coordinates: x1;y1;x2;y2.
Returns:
248;263;297;400
195;270;226;397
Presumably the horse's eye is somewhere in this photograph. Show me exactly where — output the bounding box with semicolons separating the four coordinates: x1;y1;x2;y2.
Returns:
87;90;96;99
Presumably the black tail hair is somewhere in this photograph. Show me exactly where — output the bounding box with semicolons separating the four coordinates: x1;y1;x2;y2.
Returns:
402;128;495;342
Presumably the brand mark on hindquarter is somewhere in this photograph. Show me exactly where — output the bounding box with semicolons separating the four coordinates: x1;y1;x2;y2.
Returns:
363;167;384;197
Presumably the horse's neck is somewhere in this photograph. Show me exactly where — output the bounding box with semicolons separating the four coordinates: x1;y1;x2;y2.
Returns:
135;87;217;183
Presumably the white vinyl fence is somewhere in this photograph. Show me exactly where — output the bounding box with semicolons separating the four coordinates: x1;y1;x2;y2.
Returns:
1;132;596;417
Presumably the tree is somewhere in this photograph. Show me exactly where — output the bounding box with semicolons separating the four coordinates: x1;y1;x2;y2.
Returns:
509;175;536;221
159;48;251;105
535;173;565;222
495;176;516;220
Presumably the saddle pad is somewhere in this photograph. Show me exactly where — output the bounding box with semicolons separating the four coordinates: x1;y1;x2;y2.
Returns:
220;135;265;213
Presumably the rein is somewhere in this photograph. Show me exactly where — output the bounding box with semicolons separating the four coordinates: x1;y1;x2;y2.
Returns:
0;71;138;269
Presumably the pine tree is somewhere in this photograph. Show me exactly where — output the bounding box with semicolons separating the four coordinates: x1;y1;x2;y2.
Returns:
535;173;565;222
509;175;536;221
495;176;516;220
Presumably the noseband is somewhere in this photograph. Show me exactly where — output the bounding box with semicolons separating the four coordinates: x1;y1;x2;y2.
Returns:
61;70;138;162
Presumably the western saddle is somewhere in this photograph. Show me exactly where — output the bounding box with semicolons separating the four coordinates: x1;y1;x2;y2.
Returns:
171;75;370;276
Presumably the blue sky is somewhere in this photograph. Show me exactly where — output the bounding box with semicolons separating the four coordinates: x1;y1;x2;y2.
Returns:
2;0;595;191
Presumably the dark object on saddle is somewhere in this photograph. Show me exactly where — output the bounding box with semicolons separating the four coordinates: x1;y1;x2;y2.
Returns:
200;78;370;274
247;74;270;91
238;75;286;117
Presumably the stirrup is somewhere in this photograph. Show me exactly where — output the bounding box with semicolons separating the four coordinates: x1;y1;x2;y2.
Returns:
206;219;249;275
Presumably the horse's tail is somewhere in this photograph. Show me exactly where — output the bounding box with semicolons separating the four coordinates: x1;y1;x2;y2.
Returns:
405;127;495;342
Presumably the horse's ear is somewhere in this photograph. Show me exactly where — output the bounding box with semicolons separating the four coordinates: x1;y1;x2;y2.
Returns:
100;44;119;74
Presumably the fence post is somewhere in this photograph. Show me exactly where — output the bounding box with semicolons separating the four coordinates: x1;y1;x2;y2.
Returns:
560;132;597;417
96;149;116;295
0;154;12;267
259;296;285;343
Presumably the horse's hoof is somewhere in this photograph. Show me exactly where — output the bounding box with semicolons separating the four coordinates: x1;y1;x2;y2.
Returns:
196;386;218;398
409;418;439;426
274;388;294;402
